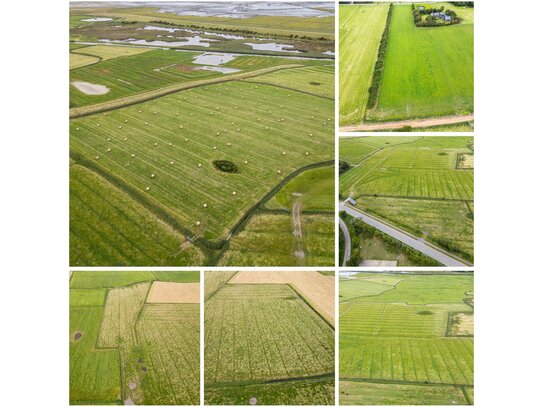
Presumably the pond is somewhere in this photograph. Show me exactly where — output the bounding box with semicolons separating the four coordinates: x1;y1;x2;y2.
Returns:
81;17;113;22
244;42;300;53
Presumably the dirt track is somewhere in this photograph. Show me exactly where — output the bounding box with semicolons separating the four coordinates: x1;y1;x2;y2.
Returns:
339;114;474;132
291;199;305;265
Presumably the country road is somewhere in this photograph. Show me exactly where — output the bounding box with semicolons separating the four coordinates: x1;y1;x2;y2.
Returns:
339;114;474;132
339;203;472;267
338;217;351;266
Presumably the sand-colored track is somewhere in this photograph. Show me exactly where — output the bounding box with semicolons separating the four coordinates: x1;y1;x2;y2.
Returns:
229;271;334;325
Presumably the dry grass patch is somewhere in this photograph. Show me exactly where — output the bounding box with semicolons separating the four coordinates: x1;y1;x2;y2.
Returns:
229;271;334;325
448;311;474;336
147;282;200;304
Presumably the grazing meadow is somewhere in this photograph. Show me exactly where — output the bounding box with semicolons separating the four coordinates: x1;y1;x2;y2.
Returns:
339;2;473;126
339;272;474;405
69;271;200;405
204;271;335;405
340;136;474;262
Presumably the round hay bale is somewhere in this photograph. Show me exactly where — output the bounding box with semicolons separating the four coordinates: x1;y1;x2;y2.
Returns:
107;138;111;141
150;173;155;178
154;142;158;146
118;126;122;129
76;127;80;131
213;146;217;150
216;132;220;136
305;152;309;155
180;125;184;129
277;170;282;174
145;122;149;125
190;113;194;116
227;143;231;146
154;112;157;114
198;163;202;167
124;120;128;123
196;221;201;226
97;124;100;127
169;142;172;146
237;128;240;132
282;151;286;155
203;203;207;208
185;138;189;141
106;148;111;152
232;191;237;196
131;154;135;158
244;160;248;164
138;110;142;113
124;137;128;141
210;112;214;115
170;161;174;165
145;186;150;191
95;155;100;159
216;107;219;110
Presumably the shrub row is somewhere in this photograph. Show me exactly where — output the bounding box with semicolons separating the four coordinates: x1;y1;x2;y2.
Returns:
366;4;393;110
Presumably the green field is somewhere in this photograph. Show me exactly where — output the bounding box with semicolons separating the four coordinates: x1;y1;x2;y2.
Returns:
70;47;331;108
339;3;473;126
339;4;389;125
71;70;334;265
339;272;474;405
205;272;335;405
340;136;474;262
70;271;200;405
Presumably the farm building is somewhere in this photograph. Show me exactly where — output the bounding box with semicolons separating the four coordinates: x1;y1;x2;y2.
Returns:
430;12;452;21
346;197;357;205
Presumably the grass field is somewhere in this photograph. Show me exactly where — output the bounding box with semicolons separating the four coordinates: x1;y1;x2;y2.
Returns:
339;3;473;126
71;73;333;265
205;271;335;405
339;4;389;125
367;4;474;122
69;271;200;405
339;272;474;405
340;136;474;262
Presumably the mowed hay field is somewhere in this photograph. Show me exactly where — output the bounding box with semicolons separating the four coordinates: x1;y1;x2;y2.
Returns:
339;4;388;125
204;271;335;405
340;136;474;261
339;272;474;405
69;271;200;405
70;66;334;265
367;4;474;122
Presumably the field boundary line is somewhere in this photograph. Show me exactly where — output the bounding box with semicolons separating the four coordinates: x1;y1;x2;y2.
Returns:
204;271;238;301
355;194;473;203
70;64;304;118
339;377;473;387
207;372;335;388
69;50;103;70
287;283;335;329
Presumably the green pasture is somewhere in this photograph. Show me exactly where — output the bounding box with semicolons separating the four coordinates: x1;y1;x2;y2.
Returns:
70;272;200;405
70;164;204;266
339;4;389;125
267;166;335;211
70;81;333;243
367;4;473;121
246;65;335;98
219;213;334;266
339;273;474;405
205;277;334;404
339;137;473;261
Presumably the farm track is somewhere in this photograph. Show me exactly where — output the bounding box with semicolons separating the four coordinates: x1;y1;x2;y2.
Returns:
338;217;351;266
70;64;304;119
207;372;335;388
339;114;474;132
292;200;305;265
340;202;472;267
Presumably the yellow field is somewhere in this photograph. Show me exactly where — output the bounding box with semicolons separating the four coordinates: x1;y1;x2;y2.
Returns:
230;271;334;324
70;52;99;69
146;282;200;303
72;44;152;61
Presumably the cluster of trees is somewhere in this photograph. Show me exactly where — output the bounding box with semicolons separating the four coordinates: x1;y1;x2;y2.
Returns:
341;213;440;267
452;2;474;7
339;160;351;175
212;160;239;173
411;4;462;27
366;4;393;110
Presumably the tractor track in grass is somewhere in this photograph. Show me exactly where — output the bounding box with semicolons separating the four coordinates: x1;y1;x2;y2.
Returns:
70;64;304;119
292;199;305;265
338;217;351;266
339;114;474;132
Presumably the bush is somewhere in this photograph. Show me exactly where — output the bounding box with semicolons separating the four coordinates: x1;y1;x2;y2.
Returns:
339;160;351;175
212;160;239;173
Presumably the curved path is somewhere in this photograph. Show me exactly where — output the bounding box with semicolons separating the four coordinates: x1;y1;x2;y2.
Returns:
338;217;351;266
339;202;472;267
339;114;474;132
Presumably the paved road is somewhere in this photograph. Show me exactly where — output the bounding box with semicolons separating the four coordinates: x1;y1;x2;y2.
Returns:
339;114;474;132
338;217;351;266
339;203;472;267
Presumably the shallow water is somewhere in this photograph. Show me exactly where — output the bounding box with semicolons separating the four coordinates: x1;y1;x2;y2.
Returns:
100;35;217;48
193;53;237;66
322;50;335;56
244;42;300;53
140;25;246;40
81;17;113;22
